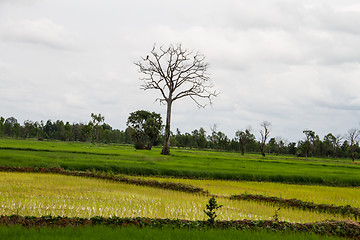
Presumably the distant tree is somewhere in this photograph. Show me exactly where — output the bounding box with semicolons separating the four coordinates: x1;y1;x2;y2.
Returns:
259;121;271;156
197;127;208;149
287;142;297;155
208;124;229;150
72;123;82;141
126;110;162;150
192;127;207;149
345;129;360;162
0;117;4;137
323;133;342;158
235;128;254;155
135;44;217;155
23;120;35;138
276;137;287;154
4;117;18;137
64;122;73;141
217;131;229;151
91;113;105;146
300;130;316;160
268;137;280;155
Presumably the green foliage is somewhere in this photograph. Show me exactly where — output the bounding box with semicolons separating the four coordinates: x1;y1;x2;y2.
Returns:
204;197;222;224
91;113;105;145
126;110;162;150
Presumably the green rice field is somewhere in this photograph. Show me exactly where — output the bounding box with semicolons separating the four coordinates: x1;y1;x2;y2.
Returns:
0;139;359;186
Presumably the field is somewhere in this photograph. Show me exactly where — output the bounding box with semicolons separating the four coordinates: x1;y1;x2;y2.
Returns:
0;225;344;240
1;172;354;222
1;139;360;186
134;176;360;207
1;138;360;238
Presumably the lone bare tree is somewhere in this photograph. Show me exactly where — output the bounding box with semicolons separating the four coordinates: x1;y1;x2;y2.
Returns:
346;128;359;162
260;121;271;156
135;44;217;155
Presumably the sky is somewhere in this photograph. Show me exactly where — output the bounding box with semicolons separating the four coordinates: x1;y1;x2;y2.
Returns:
1;0;360;142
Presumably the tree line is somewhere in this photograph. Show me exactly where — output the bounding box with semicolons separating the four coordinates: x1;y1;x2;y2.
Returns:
0;115;132;145
1;113;360;160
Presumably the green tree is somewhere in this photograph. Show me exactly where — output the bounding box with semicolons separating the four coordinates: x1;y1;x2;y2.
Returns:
126;110;162;150
235;128;254;155
135;44;217;155
268;137;280;155
91;113;105;146
301;130;316;160
0;117;4;137
4;117;18;137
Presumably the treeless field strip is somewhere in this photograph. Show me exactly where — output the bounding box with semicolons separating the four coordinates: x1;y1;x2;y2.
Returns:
0;172;353;222
134;176;360;207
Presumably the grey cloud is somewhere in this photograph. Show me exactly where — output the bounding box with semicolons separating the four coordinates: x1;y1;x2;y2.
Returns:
1;0;360;142
1;19;79;50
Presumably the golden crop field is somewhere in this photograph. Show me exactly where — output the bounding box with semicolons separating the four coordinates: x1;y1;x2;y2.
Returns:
134;175;360;207
0;172;356;223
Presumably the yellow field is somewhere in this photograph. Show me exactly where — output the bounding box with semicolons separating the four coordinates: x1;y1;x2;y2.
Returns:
1;172;357;223
133;175;360;207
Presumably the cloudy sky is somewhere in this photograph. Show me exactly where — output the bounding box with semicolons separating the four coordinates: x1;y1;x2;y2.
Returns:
1;0;360;142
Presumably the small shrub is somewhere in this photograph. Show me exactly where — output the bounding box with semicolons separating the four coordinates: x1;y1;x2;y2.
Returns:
203;196;222;225
272;208;281;221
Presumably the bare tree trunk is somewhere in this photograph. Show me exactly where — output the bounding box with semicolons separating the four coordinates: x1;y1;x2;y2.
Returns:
161;101;172;155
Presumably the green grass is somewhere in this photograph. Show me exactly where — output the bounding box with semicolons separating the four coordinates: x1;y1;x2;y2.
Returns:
1;138;360;186
0;225;344;240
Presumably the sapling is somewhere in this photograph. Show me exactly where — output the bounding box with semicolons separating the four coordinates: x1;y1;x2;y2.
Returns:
204;196;222;225
273;207;281;221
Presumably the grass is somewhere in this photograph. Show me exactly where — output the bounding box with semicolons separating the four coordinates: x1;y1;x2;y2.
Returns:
0;172;354;222
0;225;344;240
0;138;360;186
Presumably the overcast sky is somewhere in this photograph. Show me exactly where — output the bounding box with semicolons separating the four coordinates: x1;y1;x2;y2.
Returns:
1;0;360;142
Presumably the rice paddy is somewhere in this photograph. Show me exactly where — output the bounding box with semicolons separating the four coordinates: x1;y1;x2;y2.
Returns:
1;138;360;186
0;172;356;223
133;176;360;207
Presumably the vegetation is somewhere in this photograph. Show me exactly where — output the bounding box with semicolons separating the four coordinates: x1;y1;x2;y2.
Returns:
126;110;162;150
204;197;222;224
230;194;360;220
0;139;359;186
0;225;346;240
2;172;351;222
135;44;217;155
138;176;360;208
1;115;360;159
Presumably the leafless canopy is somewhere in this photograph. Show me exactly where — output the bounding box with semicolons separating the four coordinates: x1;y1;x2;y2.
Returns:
135;44;218;107
260;121;271;144
346;128;360;146
260;121;271;156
